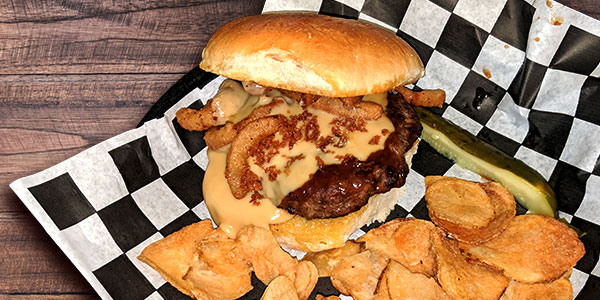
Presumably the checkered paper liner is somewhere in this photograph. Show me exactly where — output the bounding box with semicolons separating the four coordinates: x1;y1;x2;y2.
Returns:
10;0;600;299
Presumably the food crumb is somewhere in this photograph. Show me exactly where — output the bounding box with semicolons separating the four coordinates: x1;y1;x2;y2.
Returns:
482;68;491;79
369;135;381;145
551;14;563;25
250;191;263;206
315;156;325;168
534;37;540;42
504;44;509;49
546;0;553;8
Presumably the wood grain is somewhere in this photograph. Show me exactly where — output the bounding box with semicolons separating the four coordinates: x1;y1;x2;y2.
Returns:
0;0;264;75
0;0;596;298
0;0;264;298
0;212;95;295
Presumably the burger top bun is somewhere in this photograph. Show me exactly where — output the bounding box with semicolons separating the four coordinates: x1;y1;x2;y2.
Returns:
199;12;425;97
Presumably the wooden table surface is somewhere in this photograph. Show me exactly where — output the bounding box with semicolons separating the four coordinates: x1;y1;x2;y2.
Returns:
1;1;597;299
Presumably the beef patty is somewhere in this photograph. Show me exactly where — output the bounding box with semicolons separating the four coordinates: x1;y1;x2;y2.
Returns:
278;92;422;219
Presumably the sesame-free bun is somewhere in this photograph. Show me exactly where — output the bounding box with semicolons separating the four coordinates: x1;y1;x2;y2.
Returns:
270;141;419;252
200;12;425;97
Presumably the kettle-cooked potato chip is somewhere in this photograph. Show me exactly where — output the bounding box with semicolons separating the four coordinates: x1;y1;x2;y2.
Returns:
331;250;389;300
464;214;585;283
475;181;516;241
500;276;572;300
139;175;585;300
236;225;298;284
260;275;300;300
184;229;253;300
425;177;516;244
283;260;319;300
374;260;451;300
357;218;436;276
302;241;361;277
316;295;341;300
137;220;214;297
432;228;508;300
426;177;495;228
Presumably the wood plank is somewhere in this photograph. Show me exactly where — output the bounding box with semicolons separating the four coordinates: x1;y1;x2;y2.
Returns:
0;0;264;294
0;295;97;300
0;0;262;22
0;0;265;75
0;212;95;295
3;147;112;213
1;73;183;212
0;73;180;106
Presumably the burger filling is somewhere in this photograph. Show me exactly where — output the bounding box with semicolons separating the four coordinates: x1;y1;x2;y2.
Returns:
280;92;421;219
177;79;421;236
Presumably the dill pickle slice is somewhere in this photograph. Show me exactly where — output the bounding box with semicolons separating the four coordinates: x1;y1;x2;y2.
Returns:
414;107;558;217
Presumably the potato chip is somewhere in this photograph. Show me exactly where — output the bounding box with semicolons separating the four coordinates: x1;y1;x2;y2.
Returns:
426;177;494;232
196;229;249;273
236;225;298;284
432;228;508;300
184;229;252;300
137;220;214;297
331;250;389;300
374;260;451;300
357;218;436;276
423;175;445;187
283;260;319;300
425;177;515;244
475;181;516;241
500;276;572;300
464;214;585;283
316;295;341;300
302;241;361;277
260;276;300;300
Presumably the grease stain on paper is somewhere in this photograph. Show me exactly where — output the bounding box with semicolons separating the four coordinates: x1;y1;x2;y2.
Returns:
551;14;564;26
482;68;491;79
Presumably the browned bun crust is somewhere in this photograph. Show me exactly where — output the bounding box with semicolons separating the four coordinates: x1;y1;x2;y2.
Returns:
270;141;419;252
200;13;425;97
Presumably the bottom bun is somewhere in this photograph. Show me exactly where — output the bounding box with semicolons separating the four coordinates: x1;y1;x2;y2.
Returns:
270;141;419;252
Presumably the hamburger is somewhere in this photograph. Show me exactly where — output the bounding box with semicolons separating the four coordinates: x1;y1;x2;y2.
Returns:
176;12;428;252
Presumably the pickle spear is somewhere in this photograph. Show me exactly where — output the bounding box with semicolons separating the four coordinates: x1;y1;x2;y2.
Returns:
414;107;557;217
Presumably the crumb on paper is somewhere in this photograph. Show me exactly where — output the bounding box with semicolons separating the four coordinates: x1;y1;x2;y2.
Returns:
551;14;563;26
535;37;541;42
483;68;491;79
504;44;509;49
546;0;553;8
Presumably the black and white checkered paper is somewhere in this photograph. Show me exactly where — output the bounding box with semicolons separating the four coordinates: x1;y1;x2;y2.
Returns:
10;0;600;299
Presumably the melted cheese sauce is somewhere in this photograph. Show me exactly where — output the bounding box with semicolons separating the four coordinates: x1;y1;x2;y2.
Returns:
203;147;293;236
203;80;394;237
250;103;394;204
210;80;250;124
